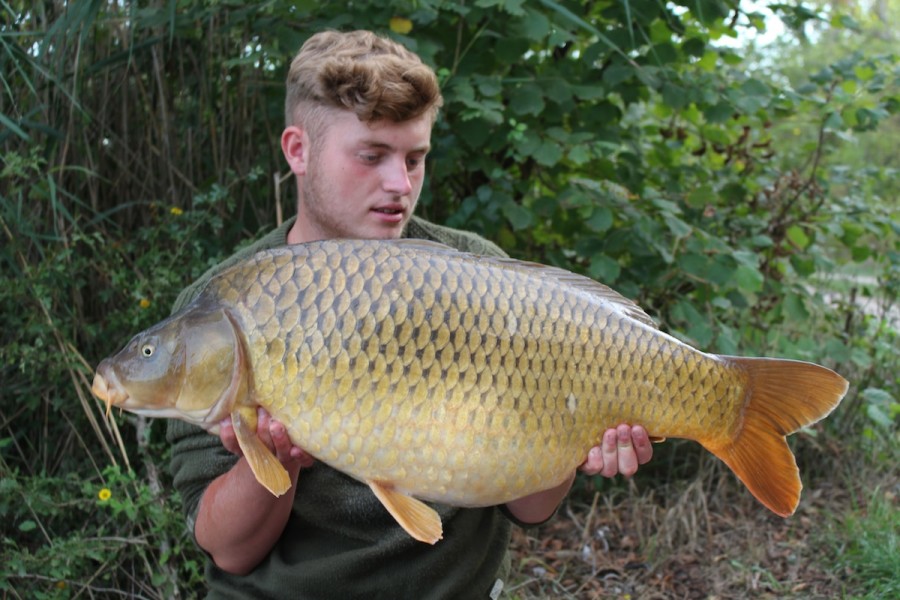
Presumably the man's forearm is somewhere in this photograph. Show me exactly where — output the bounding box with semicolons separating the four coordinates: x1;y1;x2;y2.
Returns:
503;471;577;524
194;457;302;575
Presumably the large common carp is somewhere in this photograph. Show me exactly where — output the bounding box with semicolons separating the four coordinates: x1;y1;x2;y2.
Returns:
91;239;848;544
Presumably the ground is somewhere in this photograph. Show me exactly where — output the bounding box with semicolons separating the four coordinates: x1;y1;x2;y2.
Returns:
505;448;886;599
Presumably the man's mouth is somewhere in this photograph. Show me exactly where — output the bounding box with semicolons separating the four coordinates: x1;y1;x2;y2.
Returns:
371;206;406;222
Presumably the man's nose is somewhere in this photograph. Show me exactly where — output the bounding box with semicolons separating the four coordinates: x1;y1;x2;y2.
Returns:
381;158;413;195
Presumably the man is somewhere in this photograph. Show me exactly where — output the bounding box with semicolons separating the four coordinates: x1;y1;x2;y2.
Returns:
168;30;652;599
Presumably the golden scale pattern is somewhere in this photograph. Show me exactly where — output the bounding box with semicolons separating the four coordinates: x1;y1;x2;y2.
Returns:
209;240;746;506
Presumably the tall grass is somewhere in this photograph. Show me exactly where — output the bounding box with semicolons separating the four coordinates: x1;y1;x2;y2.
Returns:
0;3;283;595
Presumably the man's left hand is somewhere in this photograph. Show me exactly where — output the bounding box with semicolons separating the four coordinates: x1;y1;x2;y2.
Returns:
580;424;653;478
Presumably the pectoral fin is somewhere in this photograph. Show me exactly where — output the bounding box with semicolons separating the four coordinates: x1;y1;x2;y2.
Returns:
368;480;443;544
232;408;292;497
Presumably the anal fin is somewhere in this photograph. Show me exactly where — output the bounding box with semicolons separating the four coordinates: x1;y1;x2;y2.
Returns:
232;409;291;497
368;480;443;544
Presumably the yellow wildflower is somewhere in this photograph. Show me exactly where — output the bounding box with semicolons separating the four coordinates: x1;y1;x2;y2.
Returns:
170;206;184;216
139;298;151;309
98;488;112;502
389;17;413;35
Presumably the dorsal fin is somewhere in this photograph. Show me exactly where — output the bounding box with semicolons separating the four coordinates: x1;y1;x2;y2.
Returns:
376;238;461;254
377;238;659;330
490;257;658;329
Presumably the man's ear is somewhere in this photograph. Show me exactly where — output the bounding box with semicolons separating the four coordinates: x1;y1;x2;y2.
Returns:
281;126;309;175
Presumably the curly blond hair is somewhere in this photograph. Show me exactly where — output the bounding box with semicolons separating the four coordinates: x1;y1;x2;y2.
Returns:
285;30;443;133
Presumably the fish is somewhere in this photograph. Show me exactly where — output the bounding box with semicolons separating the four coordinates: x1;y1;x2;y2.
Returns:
91;239;848;544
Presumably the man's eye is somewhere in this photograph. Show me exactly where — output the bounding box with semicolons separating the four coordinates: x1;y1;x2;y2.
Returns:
359;153;381;164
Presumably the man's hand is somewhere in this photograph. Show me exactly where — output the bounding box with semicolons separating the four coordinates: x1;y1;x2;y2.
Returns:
505;424;653;524
217;407;315;468
580;424;653;478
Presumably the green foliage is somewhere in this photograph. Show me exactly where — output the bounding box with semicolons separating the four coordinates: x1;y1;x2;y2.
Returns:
1;467;203;598
1;0;898;595
820;488;900;599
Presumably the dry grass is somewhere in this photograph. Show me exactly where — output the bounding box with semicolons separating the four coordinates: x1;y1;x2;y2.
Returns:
505;453;888;599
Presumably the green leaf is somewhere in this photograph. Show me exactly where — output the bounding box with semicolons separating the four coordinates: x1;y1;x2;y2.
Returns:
866;405;893;428
532;140;562;166
672;300;714;346
708;255;736;285
519;8;550;39
568;144;591;165
791;255;816;277
544;80;573;104
650;42;679;66
854;64;875;81
730;78;771;114
661;82;688;109
861;387;895;406
851;245;872;262
786;225;810;249
585;206;613;233
841;222;865;245
686;184;716;208
679;253;710;280
732;250;759;267
682;37;706;58
601;64;633;88
573;84;608;100
783;292;809;321
697;50;718;71
19;520;37;532
663;213;691;238
749;235;774;248
588;253;620;282
501;200;534;230
734;265;764;293
703;100;734;123
0;113;31;141
824;111;845;130
509;84;546;116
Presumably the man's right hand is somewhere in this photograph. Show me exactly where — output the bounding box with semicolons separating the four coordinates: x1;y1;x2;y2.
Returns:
217;407;315;469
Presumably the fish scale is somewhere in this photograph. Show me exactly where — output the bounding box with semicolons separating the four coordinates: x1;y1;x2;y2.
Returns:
253;241;599;504
93;238;848;543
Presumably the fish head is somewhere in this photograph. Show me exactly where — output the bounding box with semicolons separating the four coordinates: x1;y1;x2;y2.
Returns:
91;307;245;430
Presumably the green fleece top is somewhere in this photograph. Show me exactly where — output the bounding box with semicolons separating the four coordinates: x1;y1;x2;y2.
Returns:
167;216;514;599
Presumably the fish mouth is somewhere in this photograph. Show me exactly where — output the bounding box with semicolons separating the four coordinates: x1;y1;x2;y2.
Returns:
91;363;127;416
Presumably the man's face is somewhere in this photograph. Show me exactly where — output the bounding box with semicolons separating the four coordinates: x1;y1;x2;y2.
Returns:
291;109;433;243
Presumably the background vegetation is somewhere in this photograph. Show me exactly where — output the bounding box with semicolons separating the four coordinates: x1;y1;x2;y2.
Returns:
2;0;897;597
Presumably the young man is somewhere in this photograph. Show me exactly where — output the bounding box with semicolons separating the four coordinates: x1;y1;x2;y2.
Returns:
168;30;652;599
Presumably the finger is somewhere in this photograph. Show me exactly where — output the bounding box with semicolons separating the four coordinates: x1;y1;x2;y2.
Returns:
268;418;295;464
291;447;316;468
632;425;653;465
616;424;639;477
218;417;242;456
579;445;604;476
599;428;619;478
256;407;274;449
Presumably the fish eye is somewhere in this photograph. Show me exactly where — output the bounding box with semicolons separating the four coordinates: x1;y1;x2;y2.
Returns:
141;343;155;358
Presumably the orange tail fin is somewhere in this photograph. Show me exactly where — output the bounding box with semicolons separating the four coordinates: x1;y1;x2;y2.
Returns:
702;357;848;517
